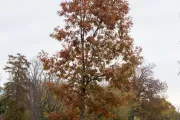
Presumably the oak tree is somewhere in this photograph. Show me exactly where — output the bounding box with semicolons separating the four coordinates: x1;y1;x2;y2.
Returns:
39;0;141;119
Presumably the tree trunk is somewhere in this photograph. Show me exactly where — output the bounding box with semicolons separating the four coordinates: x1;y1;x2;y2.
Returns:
80;88;86;120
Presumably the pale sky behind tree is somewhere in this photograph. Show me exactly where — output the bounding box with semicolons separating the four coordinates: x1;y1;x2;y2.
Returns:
0;0;180;107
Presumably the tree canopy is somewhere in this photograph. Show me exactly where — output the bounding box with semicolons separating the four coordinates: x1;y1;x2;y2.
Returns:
0;0;179;120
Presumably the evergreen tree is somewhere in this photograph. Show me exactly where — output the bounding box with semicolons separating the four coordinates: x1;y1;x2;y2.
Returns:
2;53;30;120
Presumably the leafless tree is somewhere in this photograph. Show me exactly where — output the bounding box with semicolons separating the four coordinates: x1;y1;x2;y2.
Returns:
28;58;63;120
134;64;167;102
132;63;168;119
28;59;44;120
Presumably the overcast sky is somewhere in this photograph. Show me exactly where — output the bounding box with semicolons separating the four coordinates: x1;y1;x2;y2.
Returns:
0;0;180;106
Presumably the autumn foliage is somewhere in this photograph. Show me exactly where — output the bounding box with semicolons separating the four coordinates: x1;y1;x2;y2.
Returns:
0;0;179;120
39;0;142;119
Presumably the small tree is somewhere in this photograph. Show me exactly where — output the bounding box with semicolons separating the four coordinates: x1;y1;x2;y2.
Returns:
40;0;141;119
